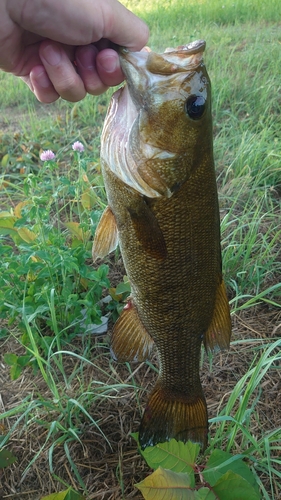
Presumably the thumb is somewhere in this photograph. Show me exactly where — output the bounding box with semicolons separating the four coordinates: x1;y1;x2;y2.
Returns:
8;0;149;50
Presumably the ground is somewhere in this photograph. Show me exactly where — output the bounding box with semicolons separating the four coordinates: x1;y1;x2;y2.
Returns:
1;298;280;499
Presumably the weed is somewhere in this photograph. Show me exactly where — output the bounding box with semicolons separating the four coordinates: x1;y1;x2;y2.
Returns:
0;145;113;378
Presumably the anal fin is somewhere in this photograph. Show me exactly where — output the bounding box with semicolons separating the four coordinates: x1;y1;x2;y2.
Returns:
111;301;154;363
204;280;232;352
92;206;118;262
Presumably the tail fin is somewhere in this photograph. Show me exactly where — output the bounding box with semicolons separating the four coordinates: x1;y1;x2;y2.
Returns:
139;383;208;450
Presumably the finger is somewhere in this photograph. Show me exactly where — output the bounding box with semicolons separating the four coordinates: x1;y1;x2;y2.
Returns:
29;65;60;103
95;48;125;88
39;40;86;102
75;45;124;94
75;45;108;95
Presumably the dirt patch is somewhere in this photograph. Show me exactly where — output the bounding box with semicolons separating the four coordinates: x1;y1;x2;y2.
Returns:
0;103;61;134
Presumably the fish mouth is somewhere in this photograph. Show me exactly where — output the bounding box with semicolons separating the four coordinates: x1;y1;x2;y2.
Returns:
119;40;206;73
110;40;206;133
119;40;206;110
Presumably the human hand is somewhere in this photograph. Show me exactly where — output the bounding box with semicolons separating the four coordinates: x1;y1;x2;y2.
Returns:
1;0;149;102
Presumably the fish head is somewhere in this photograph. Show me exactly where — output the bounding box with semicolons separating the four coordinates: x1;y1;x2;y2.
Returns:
101;40;212;198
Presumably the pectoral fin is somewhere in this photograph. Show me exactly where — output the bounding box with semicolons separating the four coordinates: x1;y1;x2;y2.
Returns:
111;301;154;363
204;280;232;352
137;162;172;197
92;206;118;261
128;198;167;260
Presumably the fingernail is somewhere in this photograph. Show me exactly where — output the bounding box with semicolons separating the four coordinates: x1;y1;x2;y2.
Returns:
42;44;61;66
76;46;96;70
36;69;51;88
99;55;118;73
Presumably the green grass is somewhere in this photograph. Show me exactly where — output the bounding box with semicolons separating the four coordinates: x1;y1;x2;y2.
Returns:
0;0;281;497
126;0;281;21
209;337;281;499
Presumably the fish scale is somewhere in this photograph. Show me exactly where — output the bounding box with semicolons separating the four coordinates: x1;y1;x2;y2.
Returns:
92;40;231;449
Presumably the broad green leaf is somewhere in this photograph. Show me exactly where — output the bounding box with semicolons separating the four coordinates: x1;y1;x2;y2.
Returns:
17;227;37;243
70;237;84;249
0;211;14;218
65;488;86;499
14;200;31;218
204;450;259;493
65;222;89;241
41;487;86;500
0;449;17;468
0;328;9;339
1;154;9;167
17;355;32;367
10;364;23;380
0;227;18;237
213;471;261;500
135;466;195;499
0;244;13;254
115;281;131;295
41;492;69;500
81;189;96;209
0;217;17;235
4;353;18;365
195;488;217;499
140;439;199;477
109;287;123;301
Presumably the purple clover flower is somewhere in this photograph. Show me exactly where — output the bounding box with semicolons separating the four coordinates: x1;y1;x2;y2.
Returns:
40;150;56;161
72;141;84;152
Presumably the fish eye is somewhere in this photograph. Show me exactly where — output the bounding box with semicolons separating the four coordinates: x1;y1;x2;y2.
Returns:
185;95;206;120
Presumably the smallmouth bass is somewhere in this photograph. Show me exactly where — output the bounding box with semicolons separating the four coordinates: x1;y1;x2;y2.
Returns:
92;40;231;450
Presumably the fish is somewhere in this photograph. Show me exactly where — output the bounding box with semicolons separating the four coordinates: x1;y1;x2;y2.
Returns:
92;40;232;450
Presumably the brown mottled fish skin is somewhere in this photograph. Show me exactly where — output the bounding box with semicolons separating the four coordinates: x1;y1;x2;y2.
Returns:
92;41;231;450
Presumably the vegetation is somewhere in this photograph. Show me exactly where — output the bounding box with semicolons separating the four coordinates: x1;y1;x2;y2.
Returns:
134;438;261;499
0;0;280;498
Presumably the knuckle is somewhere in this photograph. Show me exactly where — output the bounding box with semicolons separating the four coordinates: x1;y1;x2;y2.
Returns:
85;81;107;95
54;75;85;101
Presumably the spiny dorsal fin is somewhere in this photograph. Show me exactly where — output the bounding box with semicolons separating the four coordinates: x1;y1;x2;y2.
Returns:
111;300;154;363
92;206;118;262
204;280;232;352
